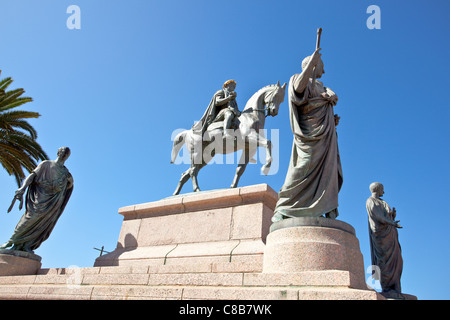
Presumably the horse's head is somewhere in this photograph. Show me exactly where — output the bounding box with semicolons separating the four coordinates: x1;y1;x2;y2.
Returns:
264;81;286;117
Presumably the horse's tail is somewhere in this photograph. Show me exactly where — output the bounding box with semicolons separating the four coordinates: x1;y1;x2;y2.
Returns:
171;130;188;163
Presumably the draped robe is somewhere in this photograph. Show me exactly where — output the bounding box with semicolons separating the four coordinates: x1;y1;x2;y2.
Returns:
274;74;343;218
366;196;403;293
9;160;73;251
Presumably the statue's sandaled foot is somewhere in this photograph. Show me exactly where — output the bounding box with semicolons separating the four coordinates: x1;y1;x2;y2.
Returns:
10;244;22;251
271;212;284;223
325;209;338;219
0;241;13;250
23;246;34;254
10;243;33;253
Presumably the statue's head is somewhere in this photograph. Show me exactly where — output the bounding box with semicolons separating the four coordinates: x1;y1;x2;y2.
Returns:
223;79;236;92
57;147;71;161
302;56;325;79
369;182;384;197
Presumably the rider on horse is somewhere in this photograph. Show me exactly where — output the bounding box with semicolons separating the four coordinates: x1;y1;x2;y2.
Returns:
192;80;241;140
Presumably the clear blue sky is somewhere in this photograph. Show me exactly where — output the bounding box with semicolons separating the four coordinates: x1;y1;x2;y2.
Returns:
0;0;449;300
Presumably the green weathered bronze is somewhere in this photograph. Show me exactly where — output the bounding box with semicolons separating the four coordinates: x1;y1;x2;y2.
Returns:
272;28;343;222
171;80;286;195
0;147;73;253
366;182;404;298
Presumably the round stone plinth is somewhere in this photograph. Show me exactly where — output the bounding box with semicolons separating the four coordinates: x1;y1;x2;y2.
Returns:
0;249;42;276
263;217;365;281
269;216;356;235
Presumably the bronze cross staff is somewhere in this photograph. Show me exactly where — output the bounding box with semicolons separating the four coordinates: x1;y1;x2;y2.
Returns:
316;27;322;50
93;246;110;257
312;27;322;89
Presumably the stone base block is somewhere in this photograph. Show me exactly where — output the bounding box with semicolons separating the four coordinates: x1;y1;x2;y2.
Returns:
263;217;367;290
0;265;386;300
0;185;400;300
95;184;277;271
0;249;42;276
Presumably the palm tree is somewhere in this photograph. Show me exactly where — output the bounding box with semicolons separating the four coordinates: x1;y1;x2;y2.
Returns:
0;70;48;187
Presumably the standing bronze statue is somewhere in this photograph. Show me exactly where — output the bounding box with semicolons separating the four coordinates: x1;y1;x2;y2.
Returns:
272;28;343;222
366;182;404;298
0;147;74;253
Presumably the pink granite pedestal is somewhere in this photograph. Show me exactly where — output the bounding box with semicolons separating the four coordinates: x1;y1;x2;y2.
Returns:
90;185;384;299
95;184;277;269
263;217;382;298
0;185;386;300
0;249;42;276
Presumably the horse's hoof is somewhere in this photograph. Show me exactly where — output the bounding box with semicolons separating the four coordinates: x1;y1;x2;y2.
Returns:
261;164;271;176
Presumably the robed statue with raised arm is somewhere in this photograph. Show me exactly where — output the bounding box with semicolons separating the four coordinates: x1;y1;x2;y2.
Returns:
272;28;343;222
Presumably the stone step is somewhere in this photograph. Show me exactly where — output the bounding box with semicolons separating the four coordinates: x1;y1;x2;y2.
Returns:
95;242;266;269
0;269;364;288
182;286;382;300
0;284;383;300
36;259;263;276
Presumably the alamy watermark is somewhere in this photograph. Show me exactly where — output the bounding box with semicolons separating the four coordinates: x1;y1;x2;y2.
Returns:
66;5;81;30
366;265;382;290
171;128;280;175
65;265;83;290
366;5;381;30
65;5;381;31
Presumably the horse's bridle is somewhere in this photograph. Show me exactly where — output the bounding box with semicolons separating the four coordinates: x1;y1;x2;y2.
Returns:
251;107;270;118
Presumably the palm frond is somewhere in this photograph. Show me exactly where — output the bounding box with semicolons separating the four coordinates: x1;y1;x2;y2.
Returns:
0;88;27;110
0;118;38;139
0;71;48;186
0;153;25;186
0;96;33;112
0;76;13;91
0;110;41;121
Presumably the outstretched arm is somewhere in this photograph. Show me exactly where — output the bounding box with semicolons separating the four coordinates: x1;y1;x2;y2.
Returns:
16;172;36;195
292;48;322;94
8;172;36;212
